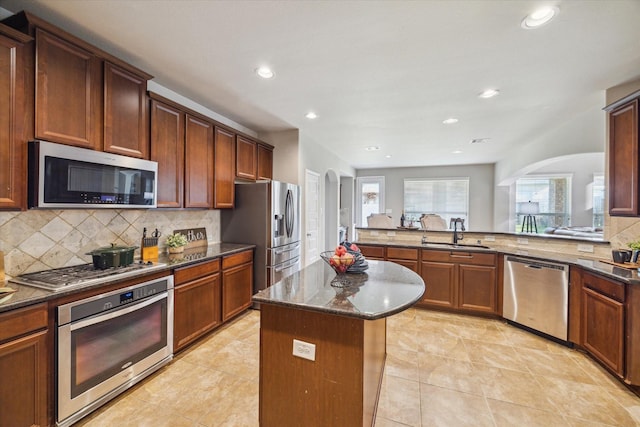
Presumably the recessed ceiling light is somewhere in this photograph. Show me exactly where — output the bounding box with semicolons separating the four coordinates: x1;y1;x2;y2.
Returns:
365;146;380;151
452;150;463;154
442;118;459;125
521;6;558;29
255;66;275;79
385;154;392;158
479;89;500;99
305;112;318;119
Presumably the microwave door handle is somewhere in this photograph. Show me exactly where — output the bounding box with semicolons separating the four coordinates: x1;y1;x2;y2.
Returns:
69;292;167;331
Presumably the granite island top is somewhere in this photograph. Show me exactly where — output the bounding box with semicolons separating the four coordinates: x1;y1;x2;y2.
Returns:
252;259;425;320
0;242;255;314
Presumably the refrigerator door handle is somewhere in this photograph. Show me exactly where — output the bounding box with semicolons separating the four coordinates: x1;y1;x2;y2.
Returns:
274;257;300;272
274;243;301;255
285;189;294;238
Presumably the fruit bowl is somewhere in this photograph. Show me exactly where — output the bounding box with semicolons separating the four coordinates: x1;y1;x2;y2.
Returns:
320;250;356;274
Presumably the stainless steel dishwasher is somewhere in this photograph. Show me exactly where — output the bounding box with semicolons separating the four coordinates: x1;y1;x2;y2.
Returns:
503;255;569;341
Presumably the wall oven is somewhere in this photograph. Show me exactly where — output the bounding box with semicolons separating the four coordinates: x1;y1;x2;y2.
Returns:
56;275;174;427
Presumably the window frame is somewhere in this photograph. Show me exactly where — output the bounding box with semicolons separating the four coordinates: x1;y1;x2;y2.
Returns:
355;176;385;227
513;174;573;232
403;177;470;229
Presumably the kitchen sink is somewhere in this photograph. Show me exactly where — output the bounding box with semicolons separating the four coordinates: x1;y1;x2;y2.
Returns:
422;242;491;250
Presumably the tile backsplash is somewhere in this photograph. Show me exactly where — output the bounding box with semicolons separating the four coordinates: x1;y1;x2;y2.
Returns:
0;209;220;278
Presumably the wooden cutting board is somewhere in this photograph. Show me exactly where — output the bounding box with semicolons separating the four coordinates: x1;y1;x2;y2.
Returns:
599;259;640;270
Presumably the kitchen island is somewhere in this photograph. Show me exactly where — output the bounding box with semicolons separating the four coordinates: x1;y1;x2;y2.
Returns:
253;259;425;427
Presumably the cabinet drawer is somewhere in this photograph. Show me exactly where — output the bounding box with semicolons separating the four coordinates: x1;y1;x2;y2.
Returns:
582;271;625;303
358;245;385;259
174;258;220;285
422;249;496;266
387;247;418;260
0;303;48;343
449;252;496;266
222;250;253;270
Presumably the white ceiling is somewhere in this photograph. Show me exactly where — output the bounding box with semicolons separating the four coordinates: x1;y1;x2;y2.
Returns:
3;0;640;169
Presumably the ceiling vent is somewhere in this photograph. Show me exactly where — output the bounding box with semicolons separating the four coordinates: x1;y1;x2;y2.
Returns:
470;138;490;144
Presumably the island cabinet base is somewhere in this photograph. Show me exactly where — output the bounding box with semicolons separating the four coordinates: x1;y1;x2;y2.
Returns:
259;303;386;427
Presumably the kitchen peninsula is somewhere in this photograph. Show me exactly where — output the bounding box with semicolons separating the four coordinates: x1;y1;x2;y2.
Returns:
253;260;425;427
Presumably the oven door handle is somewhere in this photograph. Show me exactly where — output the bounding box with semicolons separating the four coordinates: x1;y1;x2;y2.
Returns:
70;292;168;331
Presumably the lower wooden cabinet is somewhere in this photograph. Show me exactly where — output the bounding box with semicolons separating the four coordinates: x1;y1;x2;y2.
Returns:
419;250;497;314
357;244;385;260
222;250;254;321
581;271;625;377
173;259;221;352
0;303;49;427
386;247;419;273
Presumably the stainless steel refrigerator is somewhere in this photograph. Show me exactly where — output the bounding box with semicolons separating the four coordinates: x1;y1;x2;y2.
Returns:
222;181;301;295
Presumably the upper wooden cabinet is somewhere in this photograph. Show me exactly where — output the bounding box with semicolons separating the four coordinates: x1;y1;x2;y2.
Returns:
103;62;149;158
214;127;235;208
5;12;152;157
150;99;184;208
0;25;30;210
184;114;214;208
608;98;638;216
257;143;274;180
236;135;257;180
35;28;102;149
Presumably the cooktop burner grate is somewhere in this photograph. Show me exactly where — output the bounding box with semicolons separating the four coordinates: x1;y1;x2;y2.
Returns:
11;262;164;291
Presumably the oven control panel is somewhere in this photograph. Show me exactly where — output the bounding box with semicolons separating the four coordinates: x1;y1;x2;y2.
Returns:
58;275;174;325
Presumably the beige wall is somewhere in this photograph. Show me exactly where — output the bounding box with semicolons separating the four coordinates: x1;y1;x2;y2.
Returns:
605;78;640;249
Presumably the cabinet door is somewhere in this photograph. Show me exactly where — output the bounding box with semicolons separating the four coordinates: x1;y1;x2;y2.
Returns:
184;114;213;208
418;261;456;308
458;264;497;314
222;262;253;321
582;287;625;376
0;32;25;210
150;100;184;208
214;127;235;208
236;135;257;180
35;29;101;149
609;99;638;216
173;273;221;352
358;245;385;260
257;143;273;180
104;62;149;158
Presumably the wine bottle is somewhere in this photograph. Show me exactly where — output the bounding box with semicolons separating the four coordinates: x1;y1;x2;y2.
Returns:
400;211;405;227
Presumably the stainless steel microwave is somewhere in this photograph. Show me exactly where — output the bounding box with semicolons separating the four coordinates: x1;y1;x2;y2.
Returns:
29;140;158;209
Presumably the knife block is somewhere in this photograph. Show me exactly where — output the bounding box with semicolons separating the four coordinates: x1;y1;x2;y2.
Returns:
141;238;159;261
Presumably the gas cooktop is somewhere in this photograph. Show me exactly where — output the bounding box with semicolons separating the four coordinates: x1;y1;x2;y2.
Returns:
10;261;167;292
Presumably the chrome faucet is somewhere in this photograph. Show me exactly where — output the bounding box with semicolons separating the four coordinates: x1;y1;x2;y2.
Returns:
421;233;428;244
450;218;465;245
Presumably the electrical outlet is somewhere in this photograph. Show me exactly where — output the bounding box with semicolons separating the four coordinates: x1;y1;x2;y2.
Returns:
484;235;496;242
293;339;316;361
517;238;529;245
578;244;594;253
387;231;396;237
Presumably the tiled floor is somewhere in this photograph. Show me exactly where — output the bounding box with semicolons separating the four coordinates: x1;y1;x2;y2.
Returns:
76;308;640;426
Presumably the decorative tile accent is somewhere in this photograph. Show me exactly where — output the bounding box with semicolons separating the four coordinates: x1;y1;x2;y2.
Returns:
1;209;221;278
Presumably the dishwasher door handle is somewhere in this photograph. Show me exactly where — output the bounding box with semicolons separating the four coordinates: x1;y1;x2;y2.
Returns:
525;264;543;269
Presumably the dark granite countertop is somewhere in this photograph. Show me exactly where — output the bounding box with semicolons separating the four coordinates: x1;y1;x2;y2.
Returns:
252;259;425;320
0;242;255;314
355;241;639;285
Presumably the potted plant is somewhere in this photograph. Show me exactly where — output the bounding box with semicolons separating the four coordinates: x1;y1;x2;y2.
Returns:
628;240;640;263
165;233;188;253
